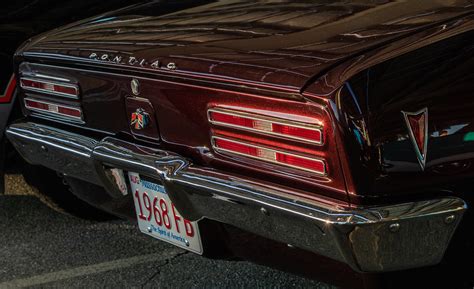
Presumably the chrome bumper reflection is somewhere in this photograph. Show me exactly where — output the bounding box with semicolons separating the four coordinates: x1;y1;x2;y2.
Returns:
6;122;467;272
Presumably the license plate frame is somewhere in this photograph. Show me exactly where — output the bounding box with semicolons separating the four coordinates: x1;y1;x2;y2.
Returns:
128;172;203;254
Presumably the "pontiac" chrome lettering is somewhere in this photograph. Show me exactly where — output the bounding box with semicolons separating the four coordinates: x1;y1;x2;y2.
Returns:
88;52;176;71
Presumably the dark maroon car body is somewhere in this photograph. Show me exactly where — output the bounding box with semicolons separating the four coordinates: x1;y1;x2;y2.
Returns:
6;0;474;275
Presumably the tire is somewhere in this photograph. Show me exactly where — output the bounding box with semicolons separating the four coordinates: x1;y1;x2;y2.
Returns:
63;176;135;220
21;164;115;221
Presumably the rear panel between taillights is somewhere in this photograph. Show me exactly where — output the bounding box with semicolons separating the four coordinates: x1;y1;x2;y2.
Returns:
17;62;348;202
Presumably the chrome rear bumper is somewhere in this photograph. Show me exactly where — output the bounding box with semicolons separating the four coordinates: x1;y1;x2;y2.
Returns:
6;122;467;272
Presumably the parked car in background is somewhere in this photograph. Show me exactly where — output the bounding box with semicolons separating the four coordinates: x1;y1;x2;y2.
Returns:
6;0;473;273
0;0;144;218
0;0;206;218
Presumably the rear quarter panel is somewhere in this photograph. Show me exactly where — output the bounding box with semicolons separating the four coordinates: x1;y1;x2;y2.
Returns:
335;30;474;205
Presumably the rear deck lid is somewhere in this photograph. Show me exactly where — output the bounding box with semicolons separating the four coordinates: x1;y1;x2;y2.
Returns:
15;0;474;94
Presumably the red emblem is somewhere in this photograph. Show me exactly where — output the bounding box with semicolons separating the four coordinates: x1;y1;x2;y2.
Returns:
402;108;428;170
130;108;150;130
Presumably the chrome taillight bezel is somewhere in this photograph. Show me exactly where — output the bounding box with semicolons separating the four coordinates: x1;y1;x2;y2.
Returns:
24;98;83;122
20;77;79;99
208;107;324;145
211;136;326;175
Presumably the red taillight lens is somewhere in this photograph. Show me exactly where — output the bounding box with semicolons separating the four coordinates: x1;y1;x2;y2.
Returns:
271;123;322;143
24;98;83;121
208;108;322;144
210;111;255;128
54;85;77;96
213;137;326;175
20;78;78;98
24;99;49;110
58;106;82;118
275;153;325;174
214;138;258;156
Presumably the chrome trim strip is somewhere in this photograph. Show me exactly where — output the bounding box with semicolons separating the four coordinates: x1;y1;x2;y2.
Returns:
24;97;83;122
211;136;326;175
29;73;72;82
21;53;302;97
208;107;323;145
20;77;79;99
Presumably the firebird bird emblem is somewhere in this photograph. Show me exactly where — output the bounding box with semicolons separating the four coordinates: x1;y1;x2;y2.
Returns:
130;108;150;130
402;108;428;170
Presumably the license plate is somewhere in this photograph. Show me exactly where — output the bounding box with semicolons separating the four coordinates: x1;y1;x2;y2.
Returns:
128;172;203;254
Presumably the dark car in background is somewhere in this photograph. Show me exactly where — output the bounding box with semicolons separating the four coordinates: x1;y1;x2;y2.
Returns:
0;0;144;217
0;0;208;217
5;0;474;280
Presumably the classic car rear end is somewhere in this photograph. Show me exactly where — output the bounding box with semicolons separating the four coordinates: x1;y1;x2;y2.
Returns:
6;0;473;273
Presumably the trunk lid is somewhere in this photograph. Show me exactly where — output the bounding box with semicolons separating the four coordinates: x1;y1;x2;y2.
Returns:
16;0;474;94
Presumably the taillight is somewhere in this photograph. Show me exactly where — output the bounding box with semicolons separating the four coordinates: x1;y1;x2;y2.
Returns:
20;77;79;99
208;107;327;176
212;136;326;175
208;108;323;144
24;98;83;121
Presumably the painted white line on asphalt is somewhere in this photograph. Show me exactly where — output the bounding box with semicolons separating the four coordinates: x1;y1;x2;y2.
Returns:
0;249;183;288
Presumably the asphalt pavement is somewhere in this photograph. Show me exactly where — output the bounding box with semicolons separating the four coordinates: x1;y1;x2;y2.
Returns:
1;175;473;289
0;175;338;289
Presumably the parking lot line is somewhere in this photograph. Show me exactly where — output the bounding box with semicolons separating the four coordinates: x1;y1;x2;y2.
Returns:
0;249;182;288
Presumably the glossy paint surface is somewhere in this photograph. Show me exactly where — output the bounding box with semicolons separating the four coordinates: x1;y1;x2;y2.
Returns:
14;1;474;206
335;31;474;205
16;1;474;95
